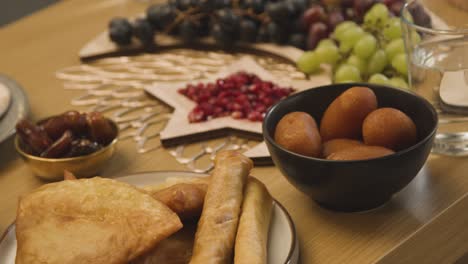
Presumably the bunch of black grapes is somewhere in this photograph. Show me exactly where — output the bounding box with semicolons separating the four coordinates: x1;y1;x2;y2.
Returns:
108;0;311;50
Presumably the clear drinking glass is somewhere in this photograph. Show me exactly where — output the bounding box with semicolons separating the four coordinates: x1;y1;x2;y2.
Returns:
401;0;468;114
401;0;468;155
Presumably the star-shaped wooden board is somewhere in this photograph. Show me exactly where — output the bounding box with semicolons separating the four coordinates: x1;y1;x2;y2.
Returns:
145;57;330;162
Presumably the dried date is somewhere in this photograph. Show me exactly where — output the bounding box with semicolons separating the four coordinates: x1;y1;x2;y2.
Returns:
16;119;52;155
86;112;117;145
41;130;74;158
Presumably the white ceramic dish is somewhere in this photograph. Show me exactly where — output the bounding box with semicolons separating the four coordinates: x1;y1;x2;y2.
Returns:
0;171;299;264
0;82;11;119
0;74;29;144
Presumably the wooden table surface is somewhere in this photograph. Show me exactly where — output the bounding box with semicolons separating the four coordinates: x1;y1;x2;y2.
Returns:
0;0;467;263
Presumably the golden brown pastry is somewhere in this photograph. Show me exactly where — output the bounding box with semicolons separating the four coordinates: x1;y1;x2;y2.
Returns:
189;151;253;264
131;221;198;264
143;176;210;193
15;177;182;264
63;170;77;180
274;111;322;157
234;178;273;264
322;138;364;157
327;145;394;160
149;183;207;221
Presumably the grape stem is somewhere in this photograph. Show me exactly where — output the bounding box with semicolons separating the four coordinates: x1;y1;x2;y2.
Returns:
232;8;270;24
163;7;200;35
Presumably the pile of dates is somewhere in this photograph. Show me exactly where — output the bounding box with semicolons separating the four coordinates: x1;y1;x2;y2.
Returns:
16;111;117;158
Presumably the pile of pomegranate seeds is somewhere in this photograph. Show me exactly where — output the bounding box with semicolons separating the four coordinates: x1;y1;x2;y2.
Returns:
178;72;294;123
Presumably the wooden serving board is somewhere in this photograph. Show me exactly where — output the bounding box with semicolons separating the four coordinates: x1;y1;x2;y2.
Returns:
79;32;331;162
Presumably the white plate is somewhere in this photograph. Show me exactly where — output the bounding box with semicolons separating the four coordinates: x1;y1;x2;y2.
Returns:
0;82;11;119
0;74;29;144
0;171;299;264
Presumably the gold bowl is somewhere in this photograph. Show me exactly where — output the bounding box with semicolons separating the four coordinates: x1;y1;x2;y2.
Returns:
15;119;118;181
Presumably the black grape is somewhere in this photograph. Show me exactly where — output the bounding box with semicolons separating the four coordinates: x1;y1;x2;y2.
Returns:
109;18;133;45
239;19;258;42
291;0;308;13
288;33;306;49
257;25;269;42
199;0;215;11
241;0;265;14
175;0;193;10
291;18;306;33
214;0;231;9
197;16;211;37
212;23;235;47
216;9;240;34
266;2;295;23
267;22;289;44
146;4;176;30
179;19;198;42
109;17;130;29
132;18;154;46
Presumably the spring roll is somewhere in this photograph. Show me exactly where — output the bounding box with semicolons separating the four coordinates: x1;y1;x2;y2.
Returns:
234;178;273;264
189;151;253;264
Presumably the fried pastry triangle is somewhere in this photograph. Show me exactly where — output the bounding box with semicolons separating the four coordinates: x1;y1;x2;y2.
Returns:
15;177;182;264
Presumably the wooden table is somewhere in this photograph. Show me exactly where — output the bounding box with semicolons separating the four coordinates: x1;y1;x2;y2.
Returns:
0;0;467;263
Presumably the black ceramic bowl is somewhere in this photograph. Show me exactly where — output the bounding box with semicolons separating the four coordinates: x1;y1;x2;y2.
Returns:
263;83;438;212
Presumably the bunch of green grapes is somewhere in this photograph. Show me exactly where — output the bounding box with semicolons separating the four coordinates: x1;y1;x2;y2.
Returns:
297;3;414;89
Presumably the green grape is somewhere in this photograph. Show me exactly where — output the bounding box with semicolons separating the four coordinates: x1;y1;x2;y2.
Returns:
317;39;336;49
297;51;321;74
340;27;365;47
339;42;353;53
316;42;340;65
383;17;402;40
364;3;389;29
368;73;390;85
384;39;405;61
367;50;388;75
334;64;362;83
347;55;367;74
391;53;408;76
353;34;377;59
333;21;357;40
389;77;409;89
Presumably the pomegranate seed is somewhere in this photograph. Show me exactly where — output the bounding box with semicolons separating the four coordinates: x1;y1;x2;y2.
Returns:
231;111;244;119
188;109;205;123
255;105;266;113
249;111;265;121
262;97;274;107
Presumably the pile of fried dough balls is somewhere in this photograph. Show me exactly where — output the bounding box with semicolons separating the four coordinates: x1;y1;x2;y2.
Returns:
274;86;417;160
